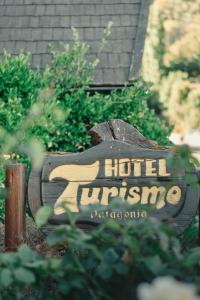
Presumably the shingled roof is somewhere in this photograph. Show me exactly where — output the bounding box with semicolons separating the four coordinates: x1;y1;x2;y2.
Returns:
0;0;150;88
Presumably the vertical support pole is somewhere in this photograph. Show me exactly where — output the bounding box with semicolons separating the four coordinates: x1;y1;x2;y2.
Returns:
5;164;26;251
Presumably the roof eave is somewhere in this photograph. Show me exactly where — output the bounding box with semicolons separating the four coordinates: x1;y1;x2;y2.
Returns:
128;0;151;81
88;82;135;92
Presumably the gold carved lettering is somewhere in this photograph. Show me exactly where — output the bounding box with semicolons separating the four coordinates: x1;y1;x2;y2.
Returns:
159;159;171;176
166;186;181;205
49;156;180;215
141;186;166;209
100;187;119;205
119;158;131;176
146;160;157;176
105;159;118;177
127;186;141;204
80;188;101;206
49;161;100;214
119;180;127;199
131;159;144;176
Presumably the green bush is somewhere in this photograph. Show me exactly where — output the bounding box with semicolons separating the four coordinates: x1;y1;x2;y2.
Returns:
47;29;98;98
0;207;199;300
37;84;172;153
0;33;172;154
0;52;42;132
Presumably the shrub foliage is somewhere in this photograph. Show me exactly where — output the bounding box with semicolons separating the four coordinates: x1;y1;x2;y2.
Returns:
0;45;171;153
0;208;199;300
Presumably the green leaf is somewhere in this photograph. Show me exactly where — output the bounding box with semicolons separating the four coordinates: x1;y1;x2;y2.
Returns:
71;276;83;289
14;267;35;284
103;249;119;264
50;258;62;270
1;253;17;265
105;219;121;231
26;139;45;171
26;260;48;270
0;269;13;287
159;231;169;252
114;263;128;275
97;263;112;280
143;256;164;275
35;206;52;228
58;280;70;295
184;248;200;267
47;229;67;246
18;244;37;263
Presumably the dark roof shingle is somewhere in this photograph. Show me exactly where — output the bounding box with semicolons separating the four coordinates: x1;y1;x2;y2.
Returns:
0;0;150;87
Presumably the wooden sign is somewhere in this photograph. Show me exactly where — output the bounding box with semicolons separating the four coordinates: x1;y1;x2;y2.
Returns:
28;120;199;234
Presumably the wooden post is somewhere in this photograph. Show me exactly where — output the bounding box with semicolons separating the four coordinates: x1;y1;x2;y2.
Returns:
5;164;26;251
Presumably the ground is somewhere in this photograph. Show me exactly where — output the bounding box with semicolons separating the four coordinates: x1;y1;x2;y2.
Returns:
0;217;46;253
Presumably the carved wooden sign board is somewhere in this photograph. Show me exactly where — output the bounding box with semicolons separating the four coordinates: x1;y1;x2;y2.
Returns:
28;120;199;234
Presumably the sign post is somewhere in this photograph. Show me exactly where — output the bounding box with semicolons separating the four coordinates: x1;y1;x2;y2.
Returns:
5;164;26;251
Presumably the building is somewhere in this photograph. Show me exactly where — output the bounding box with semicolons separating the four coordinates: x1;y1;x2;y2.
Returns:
0;0;150;90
